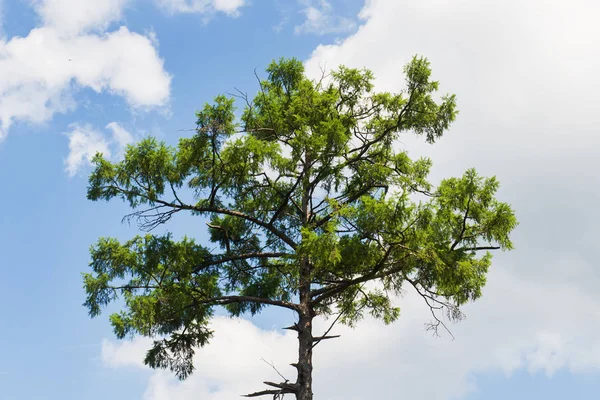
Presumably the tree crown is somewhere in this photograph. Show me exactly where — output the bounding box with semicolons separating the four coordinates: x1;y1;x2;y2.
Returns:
84;56;517;381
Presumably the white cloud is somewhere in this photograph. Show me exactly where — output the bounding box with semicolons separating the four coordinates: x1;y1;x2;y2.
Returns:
0;1;171;139
106;121;135;153
33;0;130;36
102;336;153;369
156;0;246;16
212;0;245;15
64;121;135;176
102;318;298;399
1;0;255;140
295;0;356;35
0;26;171;136
64;124;111;177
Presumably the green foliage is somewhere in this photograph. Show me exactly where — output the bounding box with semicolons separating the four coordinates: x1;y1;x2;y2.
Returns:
83;55;517;381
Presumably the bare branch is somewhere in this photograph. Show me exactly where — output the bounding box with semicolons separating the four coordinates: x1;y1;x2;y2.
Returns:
260;359;289;383
101;182;298;249
404;277;464;340
312;285;363;349
458;246;500;251
200;252;292;271
153;197;298;250
188;293;299;312
243;388;295;398
311;309;345;350
243;381;298;398
122;205;180;231
282;323;299;332
312;335;340;342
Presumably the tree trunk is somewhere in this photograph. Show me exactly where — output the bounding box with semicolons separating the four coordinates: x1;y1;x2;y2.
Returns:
297;148;314;400
296;309;314;400
296;253;314;400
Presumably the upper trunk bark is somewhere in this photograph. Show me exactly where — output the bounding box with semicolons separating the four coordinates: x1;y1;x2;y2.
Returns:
296;307;314;400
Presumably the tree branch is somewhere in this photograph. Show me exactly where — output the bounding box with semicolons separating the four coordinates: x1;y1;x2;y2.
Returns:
311;285;364;349
190;294;299;312
282;323;299;332
243;380;298;398
101;182;298;250
404;277;463;339
197;252;292;272
451;195;472;251
143;196;298;250
243;388;296;398
268;170;304;226
312;335;340;342
313;182;388;229
310;245;400;303
457;246;500;251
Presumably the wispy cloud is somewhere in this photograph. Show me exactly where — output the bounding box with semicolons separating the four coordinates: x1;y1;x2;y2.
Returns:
156;0;246;17
64;122;135;177
294;0;356;35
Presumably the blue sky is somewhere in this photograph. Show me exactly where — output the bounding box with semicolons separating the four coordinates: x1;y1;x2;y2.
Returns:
1;1;599;399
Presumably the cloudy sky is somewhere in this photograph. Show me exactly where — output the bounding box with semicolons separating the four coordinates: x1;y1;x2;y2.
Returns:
1;0;599;399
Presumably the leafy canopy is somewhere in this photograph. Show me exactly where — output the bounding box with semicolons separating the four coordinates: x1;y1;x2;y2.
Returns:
83;56;517;381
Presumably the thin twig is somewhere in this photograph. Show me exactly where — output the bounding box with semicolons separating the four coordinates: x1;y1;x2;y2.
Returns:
260;358;289;383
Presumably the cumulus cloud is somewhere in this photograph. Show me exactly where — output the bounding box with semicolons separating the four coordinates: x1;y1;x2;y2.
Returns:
103;318;298;399
156;0;246;17
64;121;134;176
295;0;356;35
0;0;171;139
